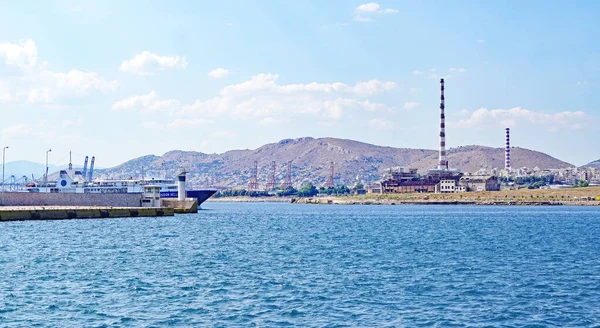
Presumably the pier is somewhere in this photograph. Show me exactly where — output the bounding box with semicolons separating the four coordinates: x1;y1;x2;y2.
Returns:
0;206;174;222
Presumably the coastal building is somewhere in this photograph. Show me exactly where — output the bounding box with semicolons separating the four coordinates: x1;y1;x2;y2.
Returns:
436;179;457;193
375;167;435;193
458;174;500;192
366;183;382;194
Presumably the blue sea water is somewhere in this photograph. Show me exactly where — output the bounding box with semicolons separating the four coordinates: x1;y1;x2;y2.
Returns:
1;203;600;327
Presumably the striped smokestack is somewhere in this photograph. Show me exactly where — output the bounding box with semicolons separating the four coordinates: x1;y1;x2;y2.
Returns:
505;128;511;169
438;78;448;170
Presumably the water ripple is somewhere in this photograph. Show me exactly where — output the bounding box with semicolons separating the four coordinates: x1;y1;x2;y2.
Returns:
1;204;599;326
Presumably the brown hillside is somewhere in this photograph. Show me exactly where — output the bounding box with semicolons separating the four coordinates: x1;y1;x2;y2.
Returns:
97;137;574;188
409;145;573;173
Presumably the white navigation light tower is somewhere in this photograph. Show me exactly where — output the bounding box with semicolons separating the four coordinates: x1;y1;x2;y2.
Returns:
45;148;52;193
177;168;188;201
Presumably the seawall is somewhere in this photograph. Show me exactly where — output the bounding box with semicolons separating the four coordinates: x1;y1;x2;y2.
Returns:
0;206;174;222
0;192;142;207
161;199;198;213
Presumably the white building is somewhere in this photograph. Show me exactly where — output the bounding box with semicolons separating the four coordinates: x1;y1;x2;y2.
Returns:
436;179;456;193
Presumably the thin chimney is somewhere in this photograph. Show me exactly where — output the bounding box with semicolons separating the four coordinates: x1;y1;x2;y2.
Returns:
505;128;511;170
438;78;448;170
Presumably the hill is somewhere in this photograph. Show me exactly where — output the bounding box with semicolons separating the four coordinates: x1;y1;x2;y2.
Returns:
409;145;573;173
95;137;574;188
3;161;57;180
581;159;600;170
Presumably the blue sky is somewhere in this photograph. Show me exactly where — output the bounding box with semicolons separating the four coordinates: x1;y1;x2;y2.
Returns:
0;0;598;168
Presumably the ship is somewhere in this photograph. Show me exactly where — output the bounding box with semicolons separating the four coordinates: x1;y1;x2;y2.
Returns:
28;169;217;207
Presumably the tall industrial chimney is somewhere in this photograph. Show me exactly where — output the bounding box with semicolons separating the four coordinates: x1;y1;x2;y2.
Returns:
505;128;511;170
438;78;448;170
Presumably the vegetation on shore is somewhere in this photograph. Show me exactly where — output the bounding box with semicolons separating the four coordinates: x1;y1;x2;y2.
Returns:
211;185;600;204
212;183;352;199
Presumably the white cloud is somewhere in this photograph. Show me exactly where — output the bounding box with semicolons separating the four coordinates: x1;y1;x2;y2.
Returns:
1;124;32;139
167;118;214;128
356;2;381;12
176;74;395;121
0;40;117;105
120;51;188;75
118;73;396;122
1;120;82;142
112;91;180;112
316;121;338;127
141;118;214;130
421;68;454;80
354;2;398;22
62;119;84;128
412;70;423;76
219;73;395;97
476;40;486;44
0;39;38;70
0;81;11;102
368;118;397;130
457;109;470;116
214;130;236;138
208;67;230;79
577;81;586;86
403;101;419;110
452;107;590;131
25;70;118;103
258;117;290;126
409;87;420;94
17;68;118;105
354;16;373;22
180;97;231;117
140;121;162;129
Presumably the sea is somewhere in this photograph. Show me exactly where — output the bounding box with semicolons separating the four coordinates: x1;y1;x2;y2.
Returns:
1;203;600;327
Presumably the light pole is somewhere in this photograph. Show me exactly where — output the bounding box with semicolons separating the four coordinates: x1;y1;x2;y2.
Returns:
45;148;52;193
2;146;7;206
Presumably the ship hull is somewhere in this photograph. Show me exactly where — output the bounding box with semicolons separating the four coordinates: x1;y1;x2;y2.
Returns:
159;189;217;207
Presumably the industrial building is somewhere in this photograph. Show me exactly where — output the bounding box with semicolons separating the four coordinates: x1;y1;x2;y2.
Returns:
370;79;464;194
459;174;500;192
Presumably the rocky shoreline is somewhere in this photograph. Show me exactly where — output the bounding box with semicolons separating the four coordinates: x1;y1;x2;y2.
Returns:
207;196;600;206
206;196;292;203
292;197;594;206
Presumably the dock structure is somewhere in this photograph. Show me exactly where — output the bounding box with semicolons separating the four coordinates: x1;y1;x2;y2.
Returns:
0;206;174;222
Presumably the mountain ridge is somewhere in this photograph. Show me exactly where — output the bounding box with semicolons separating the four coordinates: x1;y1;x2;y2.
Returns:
581;159;600;170
95;137;574;188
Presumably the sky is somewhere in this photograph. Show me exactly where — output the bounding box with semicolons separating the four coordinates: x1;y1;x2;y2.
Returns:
0;0;599;168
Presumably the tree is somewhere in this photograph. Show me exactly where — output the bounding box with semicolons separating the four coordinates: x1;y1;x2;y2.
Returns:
277;186;297;197
297;183;318;197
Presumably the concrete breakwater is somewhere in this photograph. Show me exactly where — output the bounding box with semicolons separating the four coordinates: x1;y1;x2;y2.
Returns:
0;206;174;222
161;199;198;213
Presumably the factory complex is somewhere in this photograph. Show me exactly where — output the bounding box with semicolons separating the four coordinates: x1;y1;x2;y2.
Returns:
367;79;501;195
